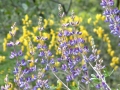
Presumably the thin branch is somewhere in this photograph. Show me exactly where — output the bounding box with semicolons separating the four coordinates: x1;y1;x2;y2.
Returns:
50;0;72;15
116;0;120;9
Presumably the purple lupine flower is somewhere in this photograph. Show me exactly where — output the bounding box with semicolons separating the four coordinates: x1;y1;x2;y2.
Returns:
33;86;38;90
88;54;95;62
61;64;67;71
73;47;80;55
42;44;47;49
24;83;31;90
68;60;75;70
15;41;21;45
47;50;52;56
44;83;50;88
69;40;77;46
45;64;49;71
81;76;89;84
63;49;70;56
66;75;73;82
38;51;45;57
52;67;58;72
49;59;55;64
13;67;18;74
60;42;67;48
96;84;101;89
23;68;30;74
18;50;23;56
82;64;88;71
41;59;46;64
21;59;27;66
57;58;62;62
7;41;14;47
72;68;81;78
75;31;82;35
34;58;38;63
30;65;36;72
100;0;120;44
26;77;32;82
19;82;25;88
83;46;89;52
77;38;85;43
9;51;17;59
102;82;108;89
58;31;63;37
63;30;71;36
37;44;42;49
75;56;81;62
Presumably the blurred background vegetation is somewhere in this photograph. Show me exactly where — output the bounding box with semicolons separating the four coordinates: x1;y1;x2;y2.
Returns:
0;0;120;89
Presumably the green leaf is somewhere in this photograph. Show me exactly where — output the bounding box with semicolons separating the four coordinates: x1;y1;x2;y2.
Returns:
91;74;96;78
22;3;28;11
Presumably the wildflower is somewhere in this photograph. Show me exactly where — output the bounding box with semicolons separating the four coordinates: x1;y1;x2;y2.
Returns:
87;18;92;24
100;0;120;42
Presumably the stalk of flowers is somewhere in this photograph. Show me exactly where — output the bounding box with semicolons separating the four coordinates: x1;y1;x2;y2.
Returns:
100;0;120;42
88;38;112;90
1;15;54;90
57;10;85;82
1;75;13;90
5;18;50;90
55;4;112;90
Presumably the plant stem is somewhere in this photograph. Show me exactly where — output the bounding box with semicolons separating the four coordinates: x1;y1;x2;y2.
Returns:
50;66;71;90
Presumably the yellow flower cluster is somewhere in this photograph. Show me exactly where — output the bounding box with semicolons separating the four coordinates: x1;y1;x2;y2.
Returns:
0;56;5;63
3;26;18;52
56;80;62;90
49;29;56;50
44;18;54;28
93;14;105;25
92;14;119;70
86;14;119;70
22;14;32;26
101;31;119;70
93;27;104;38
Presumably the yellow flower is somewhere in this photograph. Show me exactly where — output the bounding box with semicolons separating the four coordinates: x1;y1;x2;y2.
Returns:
101;15;105;21
3;42;6;52
29;62;34;67
114;66;118;70
93;20;98;25
96;14;101;20
110;50;114;56
6;33;12;39
107;43;111;48
107;48;111;54
94;27;104;38
37;88;41;90
23;39;28;46
87;18;92;24
49;19;54;26
0;56;5;63
32;26;38;33
24;55;28;60
57;80;62;89
54;62;60;67
112;57;119;64
110;62;115;67
50;29;54;35
43;32;50;39
44;19;48;28
21;46;24;51
8;82;13;90
25;14;29;21
97;50;101;55
71;81;76;86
